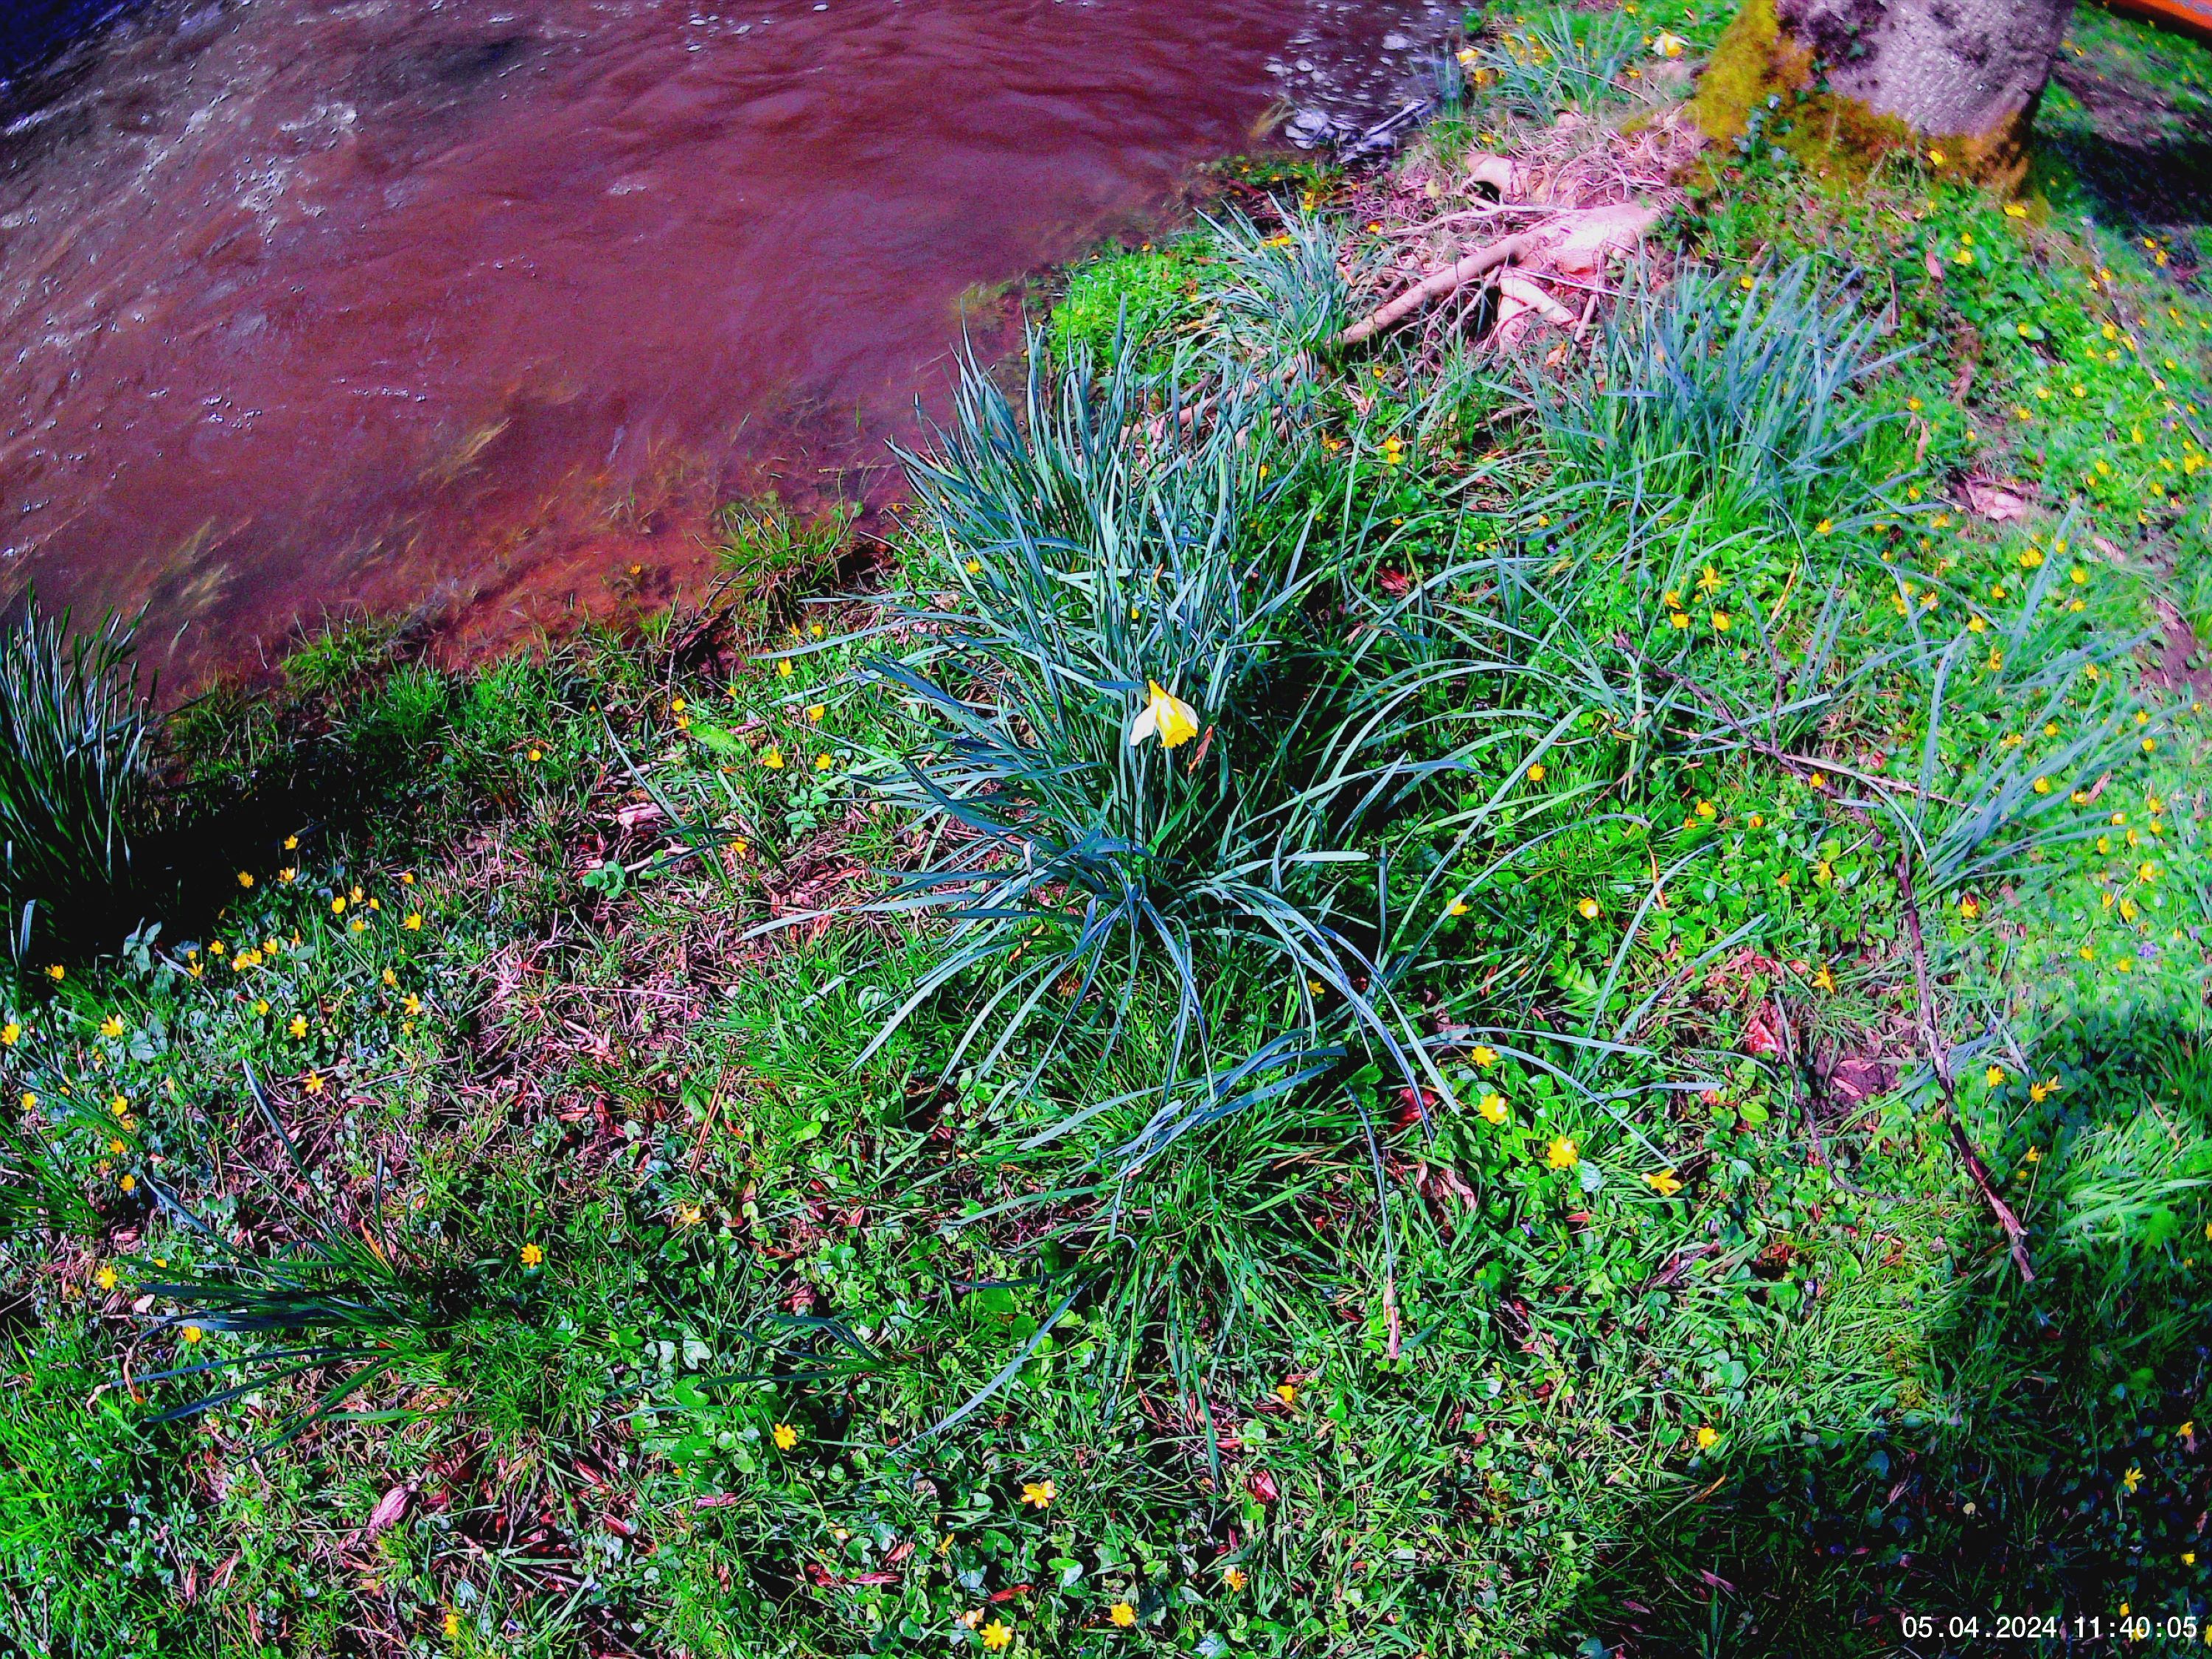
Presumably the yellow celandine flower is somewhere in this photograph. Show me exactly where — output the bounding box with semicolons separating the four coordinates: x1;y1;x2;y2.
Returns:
304;1073;325;1095
2029;1078;2059;1104
1478;1092;1508;1124
1986;1065;2007;1088
529;748;543;762
1020;1479;1055;1509
46;965;63;982
2032;776;2051;795
285;834;299;852
1812;966;1836;992
100;1015;124;1038
405;995;422;1017
1110;1601;1137;1627
1276;1382;1299;1406
965;559;981;574
2124;1465;2143;1492
1446;898;1469;917
773;1422;799;1450
1644;1169;1683;1197
20;1093;34;1110
1576;897;1600;920
815;753;834;773
1711;611;1731;630
96;1265;116;1290
1129;681;1200;750
520;1243;545;1267
1471;1045;1498;1067
1526;762;1546;784
1546;1136;1579;1169
332;897;347;915
1694;799;1716;820
981;1620;1014;1652
181;1325;203;1344
1959;896;1980;919
0;1023;16;1046
445;1610;461;1640
678;1203;703;1226
806;704;826;723
288;1015;308;1038
110;1096;129;1117
1223;1566;1248;1593
761;746;785;770
119;1174;136;1194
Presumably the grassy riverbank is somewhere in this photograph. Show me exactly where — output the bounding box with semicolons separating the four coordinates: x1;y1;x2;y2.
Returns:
4;4;2211;1656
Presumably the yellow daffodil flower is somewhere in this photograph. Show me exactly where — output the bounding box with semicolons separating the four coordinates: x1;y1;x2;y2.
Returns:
1129;681;1200;750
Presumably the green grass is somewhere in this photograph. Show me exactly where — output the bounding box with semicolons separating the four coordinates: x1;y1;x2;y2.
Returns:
1;3;2210;1655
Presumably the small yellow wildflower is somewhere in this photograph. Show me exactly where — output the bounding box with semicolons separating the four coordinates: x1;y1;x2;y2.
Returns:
1478;1092;1508;1125
773;1422;799;1450
445;1610;461;1640
1576;897;1600;920
2124;1465;2142;1493
181;1325;204;1344
1446;898;1469;917
46;965;63;982
1545;1136;1579;1170
1643;1169;1683;1197
1696;1425;1718;1450
1276;1381;1298;1406
1526;762;1546;784
520;1242;545;1268
761;745;785;770
981;1621;1014;1652
100;1015;124;1037
0;1022;16;1046
1223;1565;1248;1592
96;1265;117;1291
1020;1478;1055;1509
1471;1045;1498;1067
1110;1601;1137;1627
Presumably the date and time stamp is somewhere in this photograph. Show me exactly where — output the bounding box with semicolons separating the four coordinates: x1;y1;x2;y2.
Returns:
1899;1613;2205;1646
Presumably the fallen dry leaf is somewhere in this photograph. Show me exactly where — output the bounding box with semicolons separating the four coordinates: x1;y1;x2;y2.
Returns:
1961;476;2033;522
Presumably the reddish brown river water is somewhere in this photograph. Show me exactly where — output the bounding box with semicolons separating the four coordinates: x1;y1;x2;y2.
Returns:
0;0;1448;686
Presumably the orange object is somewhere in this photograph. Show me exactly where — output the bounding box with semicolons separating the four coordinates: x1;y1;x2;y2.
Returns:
2098;0;2212;42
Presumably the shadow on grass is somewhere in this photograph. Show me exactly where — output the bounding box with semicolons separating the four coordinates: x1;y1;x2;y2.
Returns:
1573;1010;2212;1658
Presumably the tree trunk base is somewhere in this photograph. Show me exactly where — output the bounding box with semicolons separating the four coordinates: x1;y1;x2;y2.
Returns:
1688;0;2037;189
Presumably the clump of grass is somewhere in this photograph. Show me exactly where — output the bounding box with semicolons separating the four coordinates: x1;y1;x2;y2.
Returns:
0;597;153;946
1534;259;1910;518
136;1075;520;1445
712;491;859;633
809;341;1538;1159
1469;7;1635;122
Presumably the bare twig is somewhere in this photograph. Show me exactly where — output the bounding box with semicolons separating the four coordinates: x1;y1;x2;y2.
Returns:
1338;235;1534;347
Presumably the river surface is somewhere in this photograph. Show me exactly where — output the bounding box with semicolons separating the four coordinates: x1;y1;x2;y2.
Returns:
0;0;1447;685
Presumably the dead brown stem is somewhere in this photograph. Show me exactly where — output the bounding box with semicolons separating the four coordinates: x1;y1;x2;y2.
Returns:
1894;847;2034;1281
